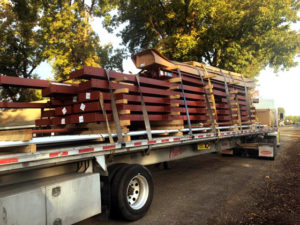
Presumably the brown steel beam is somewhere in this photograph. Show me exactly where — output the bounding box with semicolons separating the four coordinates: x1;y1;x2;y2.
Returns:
0;75;49;88
0;101;49;108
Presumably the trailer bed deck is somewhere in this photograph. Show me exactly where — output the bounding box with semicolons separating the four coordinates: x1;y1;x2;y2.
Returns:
0;127;276;173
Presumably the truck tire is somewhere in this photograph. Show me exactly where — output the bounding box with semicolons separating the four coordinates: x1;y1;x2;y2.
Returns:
108;163;128;183
105;163;128;216
111;164;154;221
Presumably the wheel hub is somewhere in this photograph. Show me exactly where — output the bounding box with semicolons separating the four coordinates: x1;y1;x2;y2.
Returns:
126;174;149;210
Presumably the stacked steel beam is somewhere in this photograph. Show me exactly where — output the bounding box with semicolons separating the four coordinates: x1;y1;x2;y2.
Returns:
0;49;258;139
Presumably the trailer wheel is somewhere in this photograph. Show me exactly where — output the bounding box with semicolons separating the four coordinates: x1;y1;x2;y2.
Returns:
111;164;153;221
104;163;128;215
108;163;128;182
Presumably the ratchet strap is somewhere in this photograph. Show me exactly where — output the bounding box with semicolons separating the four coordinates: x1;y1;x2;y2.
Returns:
177;68;193;136
105;70;124;144
195;68;215;132
219;69;233;123
99;92;114;144
241;75;252;122
136;73;153;154
201;65;219;134
228;72;242;130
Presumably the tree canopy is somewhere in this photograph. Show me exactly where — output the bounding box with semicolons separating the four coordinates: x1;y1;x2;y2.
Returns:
0;0;44;101
99;0;300;77
0;0;125;100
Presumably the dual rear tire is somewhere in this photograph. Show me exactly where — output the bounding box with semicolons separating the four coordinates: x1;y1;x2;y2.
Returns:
108;164;153;221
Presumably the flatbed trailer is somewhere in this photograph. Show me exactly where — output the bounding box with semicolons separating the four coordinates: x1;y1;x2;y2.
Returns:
0;125;278;225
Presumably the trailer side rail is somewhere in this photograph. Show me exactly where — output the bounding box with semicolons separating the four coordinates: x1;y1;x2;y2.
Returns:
0;127;276;172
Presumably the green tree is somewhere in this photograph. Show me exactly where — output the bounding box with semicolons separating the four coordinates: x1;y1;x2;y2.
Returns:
97;43;126;71
0;0;125;101
40;0;101;80
40;0;125;80
99;0;300;77
0;0;43;101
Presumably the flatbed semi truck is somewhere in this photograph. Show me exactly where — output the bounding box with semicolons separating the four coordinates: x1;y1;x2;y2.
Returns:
0;49;279;224
0;125;277;224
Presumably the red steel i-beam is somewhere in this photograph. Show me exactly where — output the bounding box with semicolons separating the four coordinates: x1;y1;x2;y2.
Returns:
0;75;50;88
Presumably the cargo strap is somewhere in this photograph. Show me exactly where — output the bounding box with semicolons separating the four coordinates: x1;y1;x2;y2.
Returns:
200;65;219;134
228;72;242;130
105;70;124;144
177;68;193;136
241;75;252;122
196;68;216;133
219;69;233;123
99;92;114;144
136;73;153;154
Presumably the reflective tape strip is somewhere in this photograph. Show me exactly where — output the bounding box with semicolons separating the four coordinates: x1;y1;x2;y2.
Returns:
102;145;116;150
49;151;68;158
0;158;18;165
79;148;94;153
134;142;142;146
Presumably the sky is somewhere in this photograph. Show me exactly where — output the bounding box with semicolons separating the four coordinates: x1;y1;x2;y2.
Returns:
34;18;300;116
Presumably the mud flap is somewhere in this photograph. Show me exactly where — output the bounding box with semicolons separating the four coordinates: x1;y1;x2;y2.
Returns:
220;149;234;155
258;145;274;158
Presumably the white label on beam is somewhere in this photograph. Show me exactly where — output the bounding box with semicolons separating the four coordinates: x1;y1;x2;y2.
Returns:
62;107;67;115
79;116;84;123
80;103;86;111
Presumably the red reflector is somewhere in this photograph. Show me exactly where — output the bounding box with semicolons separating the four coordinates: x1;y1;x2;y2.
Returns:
0;158;18;165
148;140;156;144
134;142;142;146
227;132;230;135
261;150;272;155
79;148;94;153
173;137;181;141
198;135;204;138
162;139;169;143
49;152;59;157
206;134;211;137
221;133;225;135
103;145;116;150
49;151;68;157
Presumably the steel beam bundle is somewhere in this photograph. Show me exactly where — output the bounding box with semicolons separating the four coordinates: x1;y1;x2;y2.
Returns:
0;49;258;140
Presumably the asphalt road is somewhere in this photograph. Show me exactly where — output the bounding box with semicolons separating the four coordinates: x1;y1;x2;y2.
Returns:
78;126;299;225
